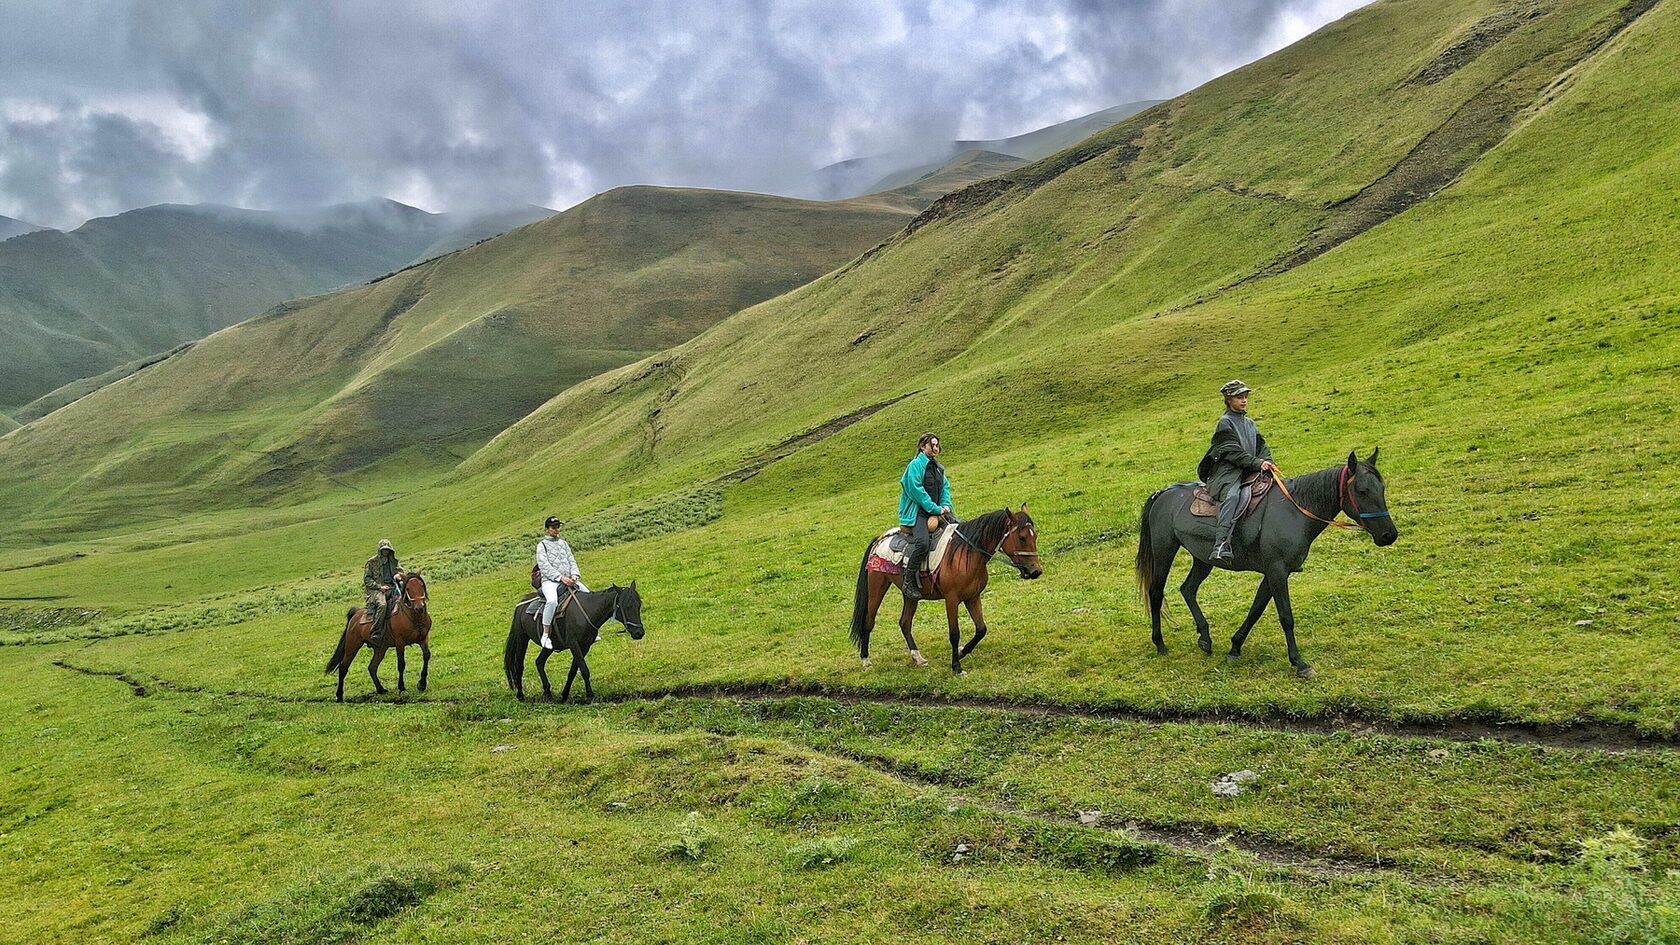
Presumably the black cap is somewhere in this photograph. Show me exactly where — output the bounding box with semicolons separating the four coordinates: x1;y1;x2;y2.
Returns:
544;516;563;529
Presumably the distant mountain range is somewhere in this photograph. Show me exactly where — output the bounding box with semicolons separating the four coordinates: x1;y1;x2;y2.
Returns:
815;101;1161;199
0;214;50;242
0;185;918;529
0;200;552;408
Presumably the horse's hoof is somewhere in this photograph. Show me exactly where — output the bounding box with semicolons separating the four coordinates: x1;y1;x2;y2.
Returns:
860;659;873;669
1296;665;1317;679
910;651;929;667
953;668;967;677
1225;653;1242;663
1154;644;1168;655
1198;638;1213;656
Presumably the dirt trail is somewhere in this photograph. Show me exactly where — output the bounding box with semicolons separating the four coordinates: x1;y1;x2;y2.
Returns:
50;655;1675;754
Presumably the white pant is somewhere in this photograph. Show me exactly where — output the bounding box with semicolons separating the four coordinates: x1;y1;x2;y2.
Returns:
540;579;589;627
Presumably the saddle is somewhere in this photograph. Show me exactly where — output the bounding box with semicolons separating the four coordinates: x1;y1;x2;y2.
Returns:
524;589;576;618
1189;472;1273;519
868;524;958;573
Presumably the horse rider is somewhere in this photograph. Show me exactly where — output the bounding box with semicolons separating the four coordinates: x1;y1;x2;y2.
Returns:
1199;380;1277;561
362;539;404;646
899;432;954;600
536;516;590;650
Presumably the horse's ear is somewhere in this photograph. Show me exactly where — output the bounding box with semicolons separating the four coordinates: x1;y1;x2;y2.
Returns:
630;579;637;589
1347;449;1359;472
1366;447;1380;467
1020;502;1029;515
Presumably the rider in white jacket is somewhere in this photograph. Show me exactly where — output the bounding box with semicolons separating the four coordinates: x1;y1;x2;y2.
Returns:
536;516;589;649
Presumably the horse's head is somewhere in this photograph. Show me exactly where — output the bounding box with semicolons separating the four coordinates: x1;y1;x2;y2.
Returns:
1343;449;1398;547
1001;504;1043;580
613;580;645;639
402;570;429;613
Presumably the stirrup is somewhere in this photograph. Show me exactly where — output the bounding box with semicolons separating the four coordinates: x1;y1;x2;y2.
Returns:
1211;539;1233;561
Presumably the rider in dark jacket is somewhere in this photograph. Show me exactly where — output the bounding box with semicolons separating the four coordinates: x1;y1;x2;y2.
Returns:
899;432;953;600
1198;381;1276;561
362;539;403;645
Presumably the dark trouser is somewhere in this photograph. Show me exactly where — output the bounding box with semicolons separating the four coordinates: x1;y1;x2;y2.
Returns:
1214;484;1251;551
904;514;937;597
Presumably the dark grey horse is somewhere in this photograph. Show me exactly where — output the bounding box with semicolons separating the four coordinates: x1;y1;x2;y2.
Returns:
1134;450;1398;677
503;583;644;701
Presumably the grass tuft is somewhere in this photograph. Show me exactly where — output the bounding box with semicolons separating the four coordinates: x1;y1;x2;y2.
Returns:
186;862;465;945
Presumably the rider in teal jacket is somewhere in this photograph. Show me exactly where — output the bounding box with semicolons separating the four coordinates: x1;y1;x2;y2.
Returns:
898;433;953;599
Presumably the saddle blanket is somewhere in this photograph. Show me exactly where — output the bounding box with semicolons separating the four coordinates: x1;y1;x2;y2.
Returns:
866;525;958;574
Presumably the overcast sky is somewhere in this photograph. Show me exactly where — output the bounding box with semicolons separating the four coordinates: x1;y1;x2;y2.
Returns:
0;0;1370;229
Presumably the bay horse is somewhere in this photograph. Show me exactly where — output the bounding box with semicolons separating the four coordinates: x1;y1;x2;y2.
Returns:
325;570;431;702
1134;449;1399;677
850;506;1042;675
503;582;644;701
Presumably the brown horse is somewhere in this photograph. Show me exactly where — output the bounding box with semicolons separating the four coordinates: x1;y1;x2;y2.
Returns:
325;571;432;702
850;506;1042;675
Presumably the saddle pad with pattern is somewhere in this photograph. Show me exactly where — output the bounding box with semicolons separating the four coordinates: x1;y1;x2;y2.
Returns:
869;525;958;572
1189;475;1272;518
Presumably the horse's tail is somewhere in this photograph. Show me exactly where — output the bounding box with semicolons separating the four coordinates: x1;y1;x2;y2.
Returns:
504;610;528;693
325;610;356;674
849;537;876;655
1135;491;1161;613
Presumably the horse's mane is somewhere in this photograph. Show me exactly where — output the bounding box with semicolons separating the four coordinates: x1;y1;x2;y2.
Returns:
1285;464;1351;514
955;509;1013;549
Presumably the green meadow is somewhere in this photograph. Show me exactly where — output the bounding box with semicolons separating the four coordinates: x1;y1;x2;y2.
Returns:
3;0;1679;940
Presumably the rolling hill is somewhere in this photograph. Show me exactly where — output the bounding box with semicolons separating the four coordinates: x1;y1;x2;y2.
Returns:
0;187;916;534
2;0;1679;940
816;101;1160;199
0;200;551;408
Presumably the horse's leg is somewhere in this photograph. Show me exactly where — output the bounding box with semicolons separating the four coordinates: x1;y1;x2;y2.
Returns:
1227;581;1273;660
337;636;360;703
1180;558;1215;655
577;646;593;701
860;575;882;667
417;638;431;692
1148;540;1177;655
396;645;407;693
958;596;987;657
367;646;388;695
946;597;964;675
561;646;583;702
1267;568;1314;678
898;591;927;667
535;648;555;700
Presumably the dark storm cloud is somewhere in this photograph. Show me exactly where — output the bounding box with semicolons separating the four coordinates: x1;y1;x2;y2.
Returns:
0;0;1368;228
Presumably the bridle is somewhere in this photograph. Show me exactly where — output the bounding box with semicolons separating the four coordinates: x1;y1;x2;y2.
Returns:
398;574;428;613
952;516;1041;576
1269;466;1390;531
564;586;643;634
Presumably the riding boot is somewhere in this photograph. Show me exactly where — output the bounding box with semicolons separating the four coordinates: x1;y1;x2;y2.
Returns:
367;605;387;646
902;550;927;600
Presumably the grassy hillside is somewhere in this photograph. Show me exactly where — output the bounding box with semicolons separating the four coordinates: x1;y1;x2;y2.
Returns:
866;150;1029;206
0;187;915;536
2;0;1678;940
0;200;546;408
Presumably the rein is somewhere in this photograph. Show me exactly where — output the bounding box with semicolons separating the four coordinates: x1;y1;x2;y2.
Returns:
1268;466;1389;531
564;587;641;634
951;518;1038;576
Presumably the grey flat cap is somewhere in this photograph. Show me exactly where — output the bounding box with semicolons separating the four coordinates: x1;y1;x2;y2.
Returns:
1219;379;1253;397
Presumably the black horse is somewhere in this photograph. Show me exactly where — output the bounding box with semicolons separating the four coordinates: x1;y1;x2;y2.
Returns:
503;582;644;701
1134;450;1399;677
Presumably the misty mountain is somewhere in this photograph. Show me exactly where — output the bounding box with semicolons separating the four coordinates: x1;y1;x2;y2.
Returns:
815;101;1162;199
0;199;550;407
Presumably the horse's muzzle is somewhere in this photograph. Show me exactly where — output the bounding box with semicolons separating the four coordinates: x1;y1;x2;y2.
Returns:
1022;568;1043;580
